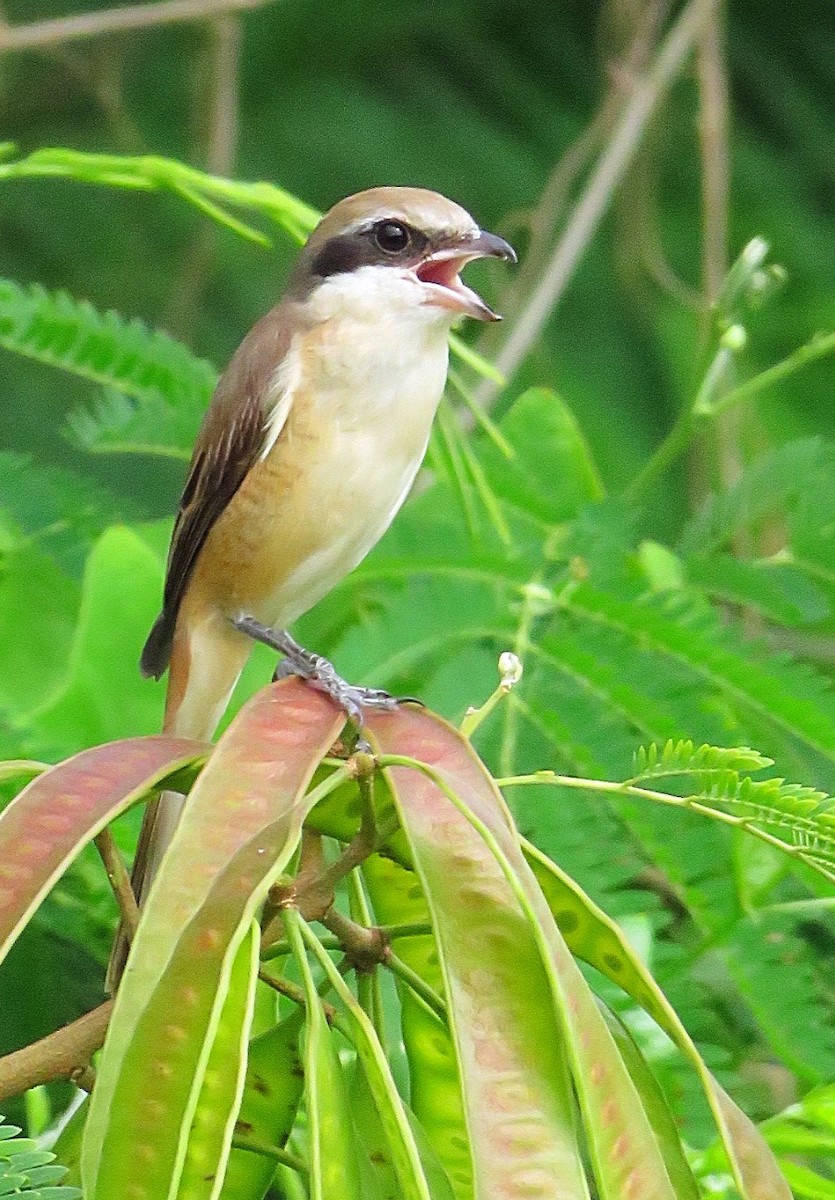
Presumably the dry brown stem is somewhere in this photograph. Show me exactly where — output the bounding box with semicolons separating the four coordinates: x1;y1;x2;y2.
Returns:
0;0;272;52
0;1001;113;1103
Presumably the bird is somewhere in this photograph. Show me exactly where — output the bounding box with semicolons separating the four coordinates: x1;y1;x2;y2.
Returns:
109;187;515;986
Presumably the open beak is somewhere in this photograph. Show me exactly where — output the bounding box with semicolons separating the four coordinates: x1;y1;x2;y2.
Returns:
415;229;517;322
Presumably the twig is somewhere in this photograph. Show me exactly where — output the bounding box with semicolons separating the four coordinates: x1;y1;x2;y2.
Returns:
231;1134;307;1174
94;829;140;942
627;329;835;498
697;10;729;308
0;0;273;51
165;10;242;335
489;0;671;340
384;952;448;1025
696;1;742;508
0;1001;113;1102
492;772;835;884
475;0;719;407
257;968;308;1010
318;906;388;974
260;921;433;962
206;13;240;176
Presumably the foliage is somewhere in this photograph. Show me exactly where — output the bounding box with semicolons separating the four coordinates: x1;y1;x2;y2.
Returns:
0;684;799;1198
0;1114;80;1198
0;0;833;1193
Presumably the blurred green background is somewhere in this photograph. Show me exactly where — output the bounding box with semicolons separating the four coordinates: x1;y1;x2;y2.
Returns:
2;0;834;512
1;0;835;1187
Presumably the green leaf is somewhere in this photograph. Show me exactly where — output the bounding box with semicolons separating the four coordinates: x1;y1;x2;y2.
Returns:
0;149;319;244
0;1114;80;1200
0;279;215;445
0;453;127;573
480;387;605;525
27;526;166;753
678;438;834;558
631;740;774;780
686;554;832;626
68;387;202;460
567;584;835;770
0;547;79;720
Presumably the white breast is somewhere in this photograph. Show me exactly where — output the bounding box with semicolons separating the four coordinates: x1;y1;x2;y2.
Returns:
257;266;453;627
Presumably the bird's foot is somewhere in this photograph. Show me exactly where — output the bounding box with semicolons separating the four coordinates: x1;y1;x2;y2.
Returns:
231;615;404;728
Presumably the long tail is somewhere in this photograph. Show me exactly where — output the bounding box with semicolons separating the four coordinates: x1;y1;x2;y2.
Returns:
106;613;251;990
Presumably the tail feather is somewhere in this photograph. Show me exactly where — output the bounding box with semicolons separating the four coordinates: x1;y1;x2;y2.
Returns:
106;612;251;991
140;610;174;681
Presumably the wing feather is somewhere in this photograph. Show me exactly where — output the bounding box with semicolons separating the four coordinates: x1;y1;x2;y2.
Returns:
140;306;296;678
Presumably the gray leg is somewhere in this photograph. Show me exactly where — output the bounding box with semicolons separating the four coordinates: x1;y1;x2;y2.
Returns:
231;614;399;726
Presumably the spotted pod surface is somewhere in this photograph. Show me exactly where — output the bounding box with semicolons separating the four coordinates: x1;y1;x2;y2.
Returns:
0;736;205;967
82;679;345;1200
369;707;790;1200
368;710;591;1200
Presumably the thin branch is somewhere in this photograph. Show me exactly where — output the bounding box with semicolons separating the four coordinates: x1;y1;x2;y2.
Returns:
165;10;242;335
0;1001;113;1103
0;0;273;51
260;921;433;962
697;11;729;307
385;952;448;1025
696;1;743;513
257;968;309;1011
231;1135;307;1174
206;13;240;176
628;329;835;498
475;0;720;407
492;772;835;884
318;905;388;974
94;829;140;942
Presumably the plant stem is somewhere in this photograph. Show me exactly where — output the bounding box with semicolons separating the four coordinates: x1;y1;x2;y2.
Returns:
0;1001;113;1102
94;829;140;941
493;772;835;883
231;1135;307;1174
696;0;735;513
260;921;433;962
476;0;719;406
0;0;272;51
712;330;835;417
628;329;835;498
385;952;448;1025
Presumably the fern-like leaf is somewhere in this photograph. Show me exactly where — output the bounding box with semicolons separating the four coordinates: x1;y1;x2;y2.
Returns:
679;438;835;557
567;585;835;770
0;278;216;456
0;1117;80;1198
0;451;132;572
631;739;773;779
68;386;200;459
628;741;835;878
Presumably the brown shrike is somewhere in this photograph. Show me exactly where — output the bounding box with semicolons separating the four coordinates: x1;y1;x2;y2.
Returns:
113;188;515;976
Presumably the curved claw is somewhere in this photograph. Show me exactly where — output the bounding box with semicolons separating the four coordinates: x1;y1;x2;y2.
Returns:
235;614;421;728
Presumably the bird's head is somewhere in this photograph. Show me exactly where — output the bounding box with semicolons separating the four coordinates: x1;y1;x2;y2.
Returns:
290;186;516;323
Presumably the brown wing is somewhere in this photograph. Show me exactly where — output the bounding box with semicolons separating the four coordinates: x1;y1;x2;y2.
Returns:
140;306;294;679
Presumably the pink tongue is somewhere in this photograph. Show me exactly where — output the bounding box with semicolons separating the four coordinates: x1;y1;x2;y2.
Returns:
417;259;460;288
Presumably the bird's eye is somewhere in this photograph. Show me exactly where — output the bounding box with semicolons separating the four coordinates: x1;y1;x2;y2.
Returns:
373;220;411;253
